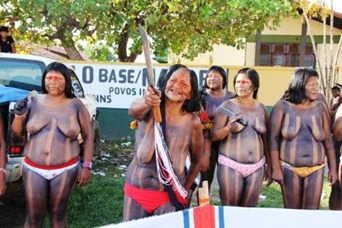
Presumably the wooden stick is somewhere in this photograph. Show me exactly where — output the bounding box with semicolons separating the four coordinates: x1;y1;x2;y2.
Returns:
198;180;210;206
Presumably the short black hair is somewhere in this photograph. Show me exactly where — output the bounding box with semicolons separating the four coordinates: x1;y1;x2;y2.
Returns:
0;26;9;32
332;86;341;92
205;65;227;89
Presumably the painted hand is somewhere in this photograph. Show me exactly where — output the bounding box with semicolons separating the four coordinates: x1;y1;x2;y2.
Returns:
271;168;284;186
77;168;91;187
328;169;337;185
0;176;6;196
144;85;161;107
14;98;28;116
200;155;210;172
228;115;246;133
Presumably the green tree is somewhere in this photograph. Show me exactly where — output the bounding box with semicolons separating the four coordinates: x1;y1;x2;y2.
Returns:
0;0;294;62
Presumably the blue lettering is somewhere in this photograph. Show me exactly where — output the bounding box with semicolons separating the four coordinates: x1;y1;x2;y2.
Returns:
82;66;94;84
96;94;112;103
99;69;108;82
118;70;126;83
127;69;135;83
108;69;117;83
199;70;207;87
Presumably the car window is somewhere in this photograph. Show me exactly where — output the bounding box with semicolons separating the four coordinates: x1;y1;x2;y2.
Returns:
0;58;45;92
69;68;85;98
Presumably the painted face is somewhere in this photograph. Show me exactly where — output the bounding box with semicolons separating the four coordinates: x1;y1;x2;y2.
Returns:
305;76;319;101
45;70;66;96
234;73;254;98
165;68;192;103
206;70;223;91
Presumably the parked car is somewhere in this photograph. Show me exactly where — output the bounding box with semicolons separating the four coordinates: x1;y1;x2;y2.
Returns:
0;53;100;182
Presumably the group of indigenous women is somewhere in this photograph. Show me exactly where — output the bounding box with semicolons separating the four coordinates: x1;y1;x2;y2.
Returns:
3;57;339;225
124;65;339;221
212;67;338;209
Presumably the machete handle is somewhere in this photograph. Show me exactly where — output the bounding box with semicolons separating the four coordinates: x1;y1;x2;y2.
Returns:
149;85;162;123
153;106;162;123
236;118;248;126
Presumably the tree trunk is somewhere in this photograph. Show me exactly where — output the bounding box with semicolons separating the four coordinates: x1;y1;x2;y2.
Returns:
299;21;307;66
63;46;84;60
128;52;138;62
254;30;261;66
53;27;84;60
117;24;139;62
301;1;342;107
117;34;139;62
302;12;326;94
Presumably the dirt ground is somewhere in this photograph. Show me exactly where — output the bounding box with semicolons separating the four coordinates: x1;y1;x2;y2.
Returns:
0;181;26;228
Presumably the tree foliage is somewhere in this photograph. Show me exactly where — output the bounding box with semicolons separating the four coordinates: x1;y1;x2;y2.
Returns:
0;0;294;62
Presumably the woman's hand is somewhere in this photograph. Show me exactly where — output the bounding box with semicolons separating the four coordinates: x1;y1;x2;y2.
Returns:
14;98;28;116
0;174;6;196
186;188;193;206
227;114;246;133
272;167;284;186
143;85;161;108
77;168;91;187
264;164;273;187
328;169;338;186
200;154;210;172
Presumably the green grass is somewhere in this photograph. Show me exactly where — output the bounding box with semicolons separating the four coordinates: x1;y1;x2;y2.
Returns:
65;138;131;227
42;172;126;228
201;179;331;209
61;138;335;227
258;182;328;209
258;183;283;208
258;179;331;209
67;174;125;227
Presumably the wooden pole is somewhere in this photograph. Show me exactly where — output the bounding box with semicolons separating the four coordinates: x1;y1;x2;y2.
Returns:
198;180;210;206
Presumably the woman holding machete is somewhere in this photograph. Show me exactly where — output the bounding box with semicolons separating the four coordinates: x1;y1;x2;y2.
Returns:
123;64;203;221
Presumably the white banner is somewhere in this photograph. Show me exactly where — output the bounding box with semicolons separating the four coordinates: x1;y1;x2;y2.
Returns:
98;205;342;228
66;63;208;109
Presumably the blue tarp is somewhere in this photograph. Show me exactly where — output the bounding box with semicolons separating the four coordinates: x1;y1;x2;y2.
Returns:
0;86;30;104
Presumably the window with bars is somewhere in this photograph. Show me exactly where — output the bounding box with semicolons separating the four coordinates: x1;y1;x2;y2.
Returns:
259;44;315;67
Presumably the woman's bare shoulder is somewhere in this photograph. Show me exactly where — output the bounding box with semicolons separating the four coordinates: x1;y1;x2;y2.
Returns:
220;98;235;107
190;112;202;126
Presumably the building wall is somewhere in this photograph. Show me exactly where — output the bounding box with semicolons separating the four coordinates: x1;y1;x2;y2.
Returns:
175;17;342;81
262;17;342;35
170;44;246;66
245;43;256;66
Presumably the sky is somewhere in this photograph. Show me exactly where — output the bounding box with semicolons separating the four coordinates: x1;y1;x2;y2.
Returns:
334;0;342;13
329;0;342;12
312;0;342;13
